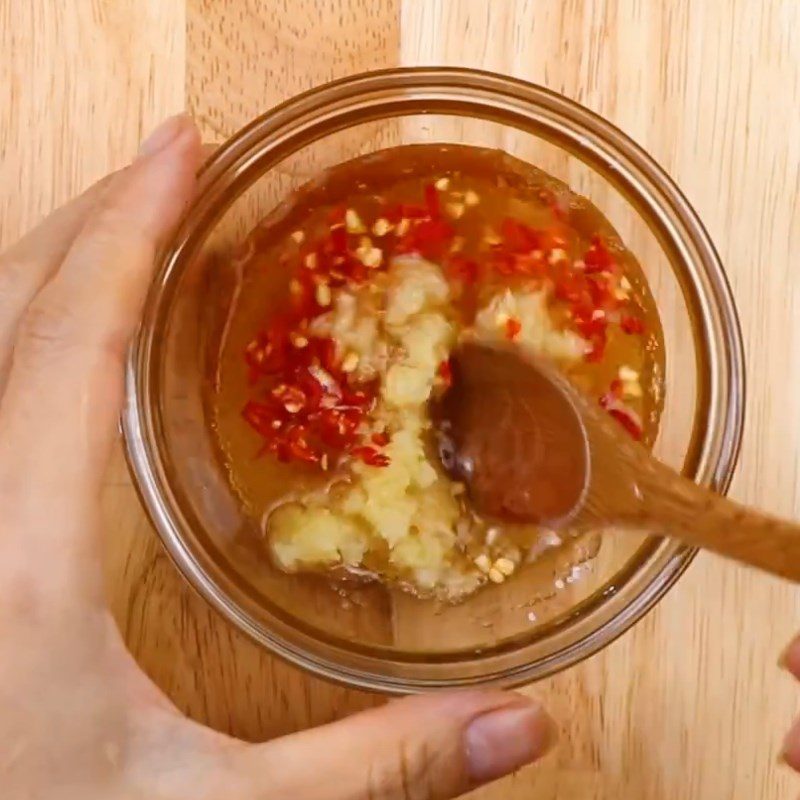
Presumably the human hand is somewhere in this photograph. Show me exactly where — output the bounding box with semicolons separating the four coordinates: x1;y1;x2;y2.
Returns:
0;114;555;800
780;637;800;771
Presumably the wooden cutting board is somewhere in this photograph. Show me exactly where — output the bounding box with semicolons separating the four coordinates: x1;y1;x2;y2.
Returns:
3;1;800;797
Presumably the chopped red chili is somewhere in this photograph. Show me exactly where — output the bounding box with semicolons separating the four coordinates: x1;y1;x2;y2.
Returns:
350;446;391;467
505;318;522;340
583;235;616;274
424;182;441;217
500;217;542;253
242;325;381;468
241;179;646;468
599;381;643;440
607;407;643;440
446;254;479;284
397;218;455;260
621;315;645;335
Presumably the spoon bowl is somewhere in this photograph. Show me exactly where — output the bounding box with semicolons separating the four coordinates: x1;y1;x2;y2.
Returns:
432;342;590;525
435;342;800;583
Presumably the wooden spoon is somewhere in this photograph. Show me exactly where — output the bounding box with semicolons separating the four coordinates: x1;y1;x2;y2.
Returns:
432;341;800;582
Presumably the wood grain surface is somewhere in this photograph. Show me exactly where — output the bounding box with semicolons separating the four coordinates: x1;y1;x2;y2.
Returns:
3;1;800;797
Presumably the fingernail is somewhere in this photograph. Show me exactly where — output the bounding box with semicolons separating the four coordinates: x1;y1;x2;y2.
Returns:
138;114;191;158
465;702;556;784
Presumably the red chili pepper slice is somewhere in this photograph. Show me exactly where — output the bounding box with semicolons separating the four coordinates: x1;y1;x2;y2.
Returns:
446;255;479;284
583;235;616;274
607;407;643;440
294;368;324;410
512;253;547;278
621;315;645;335
272;383;307;412
328;225;348;254
505;318;522;340
598;389;643;441
340;387;376;410
276;423;321;464
397;218;455;260
437;359;453;387
327;205;346;225
399;203;430;220
487;251;517;276
424;183;440;218
304;336;338;373
316;408;359;448
242;400;281;438
587;274;613;308
500;217;542;253
351;446;391;467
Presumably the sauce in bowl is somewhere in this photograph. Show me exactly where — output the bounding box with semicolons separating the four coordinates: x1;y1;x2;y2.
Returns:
211;144;665;601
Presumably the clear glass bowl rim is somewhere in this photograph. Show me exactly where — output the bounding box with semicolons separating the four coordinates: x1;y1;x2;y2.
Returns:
123;67;746;693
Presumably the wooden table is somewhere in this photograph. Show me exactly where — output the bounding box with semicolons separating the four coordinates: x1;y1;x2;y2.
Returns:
4;2;800;797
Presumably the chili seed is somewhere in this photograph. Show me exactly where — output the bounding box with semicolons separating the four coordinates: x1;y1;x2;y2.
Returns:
464;189;480;206
445;202;465;219
494;557;516;576
474;554;492;574
341;352;359;373
372;218;392;236
345;208;366;234
624;381;643;398
315;283;332;307
488;567;505;584
291;334;309;348
483;227;501;246
356;244;383;269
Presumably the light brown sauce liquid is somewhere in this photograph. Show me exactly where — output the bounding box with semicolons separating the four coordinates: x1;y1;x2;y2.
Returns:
209;144;665;606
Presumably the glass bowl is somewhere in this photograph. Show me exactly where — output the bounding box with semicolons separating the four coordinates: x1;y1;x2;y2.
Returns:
123;68;745;693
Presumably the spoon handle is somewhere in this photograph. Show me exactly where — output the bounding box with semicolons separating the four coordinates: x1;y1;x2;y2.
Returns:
633;460;800;582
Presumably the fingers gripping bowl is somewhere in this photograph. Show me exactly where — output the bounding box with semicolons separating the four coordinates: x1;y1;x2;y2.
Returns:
123;69;744;692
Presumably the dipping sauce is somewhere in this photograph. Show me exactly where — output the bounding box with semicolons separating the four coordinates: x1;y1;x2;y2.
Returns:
211;144;665;601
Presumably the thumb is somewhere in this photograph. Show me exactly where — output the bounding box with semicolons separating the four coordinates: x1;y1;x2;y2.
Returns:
237;691;556;799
